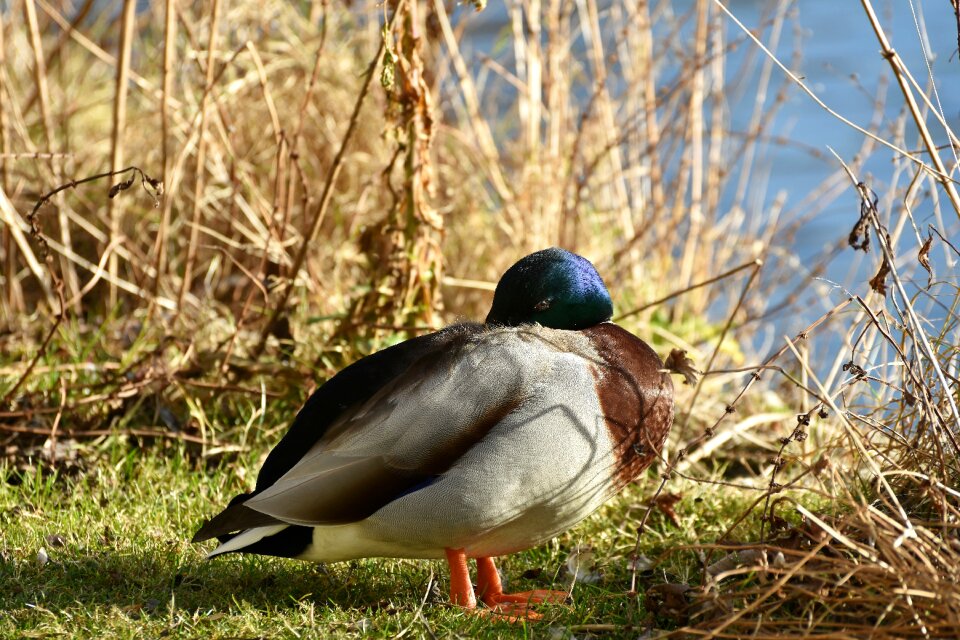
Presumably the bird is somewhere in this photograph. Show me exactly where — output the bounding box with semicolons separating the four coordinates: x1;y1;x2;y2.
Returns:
192;247;674;619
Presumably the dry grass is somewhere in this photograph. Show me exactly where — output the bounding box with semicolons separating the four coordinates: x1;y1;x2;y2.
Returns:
1;0;959;636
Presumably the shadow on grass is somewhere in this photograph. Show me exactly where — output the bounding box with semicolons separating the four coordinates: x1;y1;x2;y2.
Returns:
1;544;434;618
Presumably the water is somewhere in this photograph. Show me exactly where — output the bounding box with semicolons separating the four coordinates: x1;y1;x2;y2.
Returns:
453;0;960;356
733;0;960;354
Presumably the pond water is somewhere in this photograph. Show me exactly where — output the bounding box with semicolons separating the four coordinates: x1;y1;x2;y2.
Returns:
454;0;960;357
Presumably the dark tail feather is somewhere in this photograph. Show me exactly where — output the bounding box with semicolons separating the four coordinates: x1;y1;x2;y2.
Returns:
191;493;283;543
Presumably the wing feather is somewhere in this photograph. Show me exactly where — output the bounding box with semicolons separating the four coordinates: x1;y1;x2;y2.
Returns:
194;323;549;538
237;327;537;526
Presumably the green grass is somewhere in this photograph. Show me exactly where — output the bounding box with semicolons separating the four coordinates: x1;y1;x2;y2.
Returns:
0;441;767;639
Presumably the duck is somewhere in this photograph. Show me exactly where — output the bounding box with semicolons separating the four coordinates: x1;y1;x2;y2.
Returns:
192;247;674;619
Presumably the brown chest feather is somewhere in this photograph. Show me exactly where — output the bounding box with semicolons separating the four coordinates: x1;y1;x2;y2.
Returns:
583;323;675;486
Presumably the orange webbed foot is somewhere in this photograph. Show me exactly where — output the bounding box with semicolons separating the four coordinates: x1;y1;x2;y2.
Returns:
466;603;544;622
445;550;570;623
485;589;571;606
476;556;570;619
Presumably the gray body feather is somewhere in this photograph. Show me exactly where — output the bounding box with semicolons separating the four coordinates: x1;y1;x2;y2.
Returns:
206;323;672;561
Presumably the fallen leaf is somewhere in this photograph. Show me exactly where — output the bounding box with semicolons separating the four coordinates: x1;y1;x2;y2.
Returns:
121;603;144;619
772;550;787;568
565;545;602;584
547;626;574;640
645;582;692;619
767;514;790;532
347;618;371;633
705;549;763;577
627;554;653;572
45;534;66;548
651;493;683;527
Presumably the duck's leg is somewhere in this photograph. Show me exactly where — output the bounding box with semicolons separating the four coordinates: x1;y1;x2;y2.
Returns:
444;550;559;622
445;548;477;608
476;556;569;618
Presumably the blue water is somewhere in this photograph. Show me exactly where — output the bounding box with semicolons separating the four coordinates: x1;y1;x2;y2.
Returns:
452;0;960;356
722;0;960;353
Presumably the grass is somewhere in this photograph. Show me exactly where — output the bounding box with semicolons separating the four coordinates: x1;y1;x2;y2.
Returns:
1;441;765;639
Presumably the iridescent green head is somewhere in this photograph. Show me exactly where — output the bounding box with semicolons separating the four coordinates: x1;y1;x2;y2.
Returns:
486;248;613;330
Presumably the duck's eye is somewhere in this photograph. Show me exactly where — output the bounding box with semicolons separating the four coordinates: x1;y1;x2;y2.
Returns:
533;299;552;312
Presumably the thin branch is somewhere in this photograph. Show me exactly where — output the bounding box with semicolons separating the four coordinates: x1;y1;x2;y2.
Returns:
615;258;762;321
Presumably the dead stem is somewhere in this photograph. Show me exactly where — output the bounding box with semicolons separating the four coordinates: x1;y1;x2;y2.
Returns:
178;0;223;312
254;12;395;358
153;0;178;295
107;0;137;309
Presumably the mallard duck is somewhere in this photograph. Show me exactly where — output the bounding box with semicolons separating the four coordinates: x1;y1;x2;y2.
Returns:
193;247;674;618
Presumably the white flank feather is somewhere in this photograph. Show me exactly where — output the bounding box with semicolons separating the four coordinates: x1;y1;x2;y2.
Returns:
206;524;288;558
